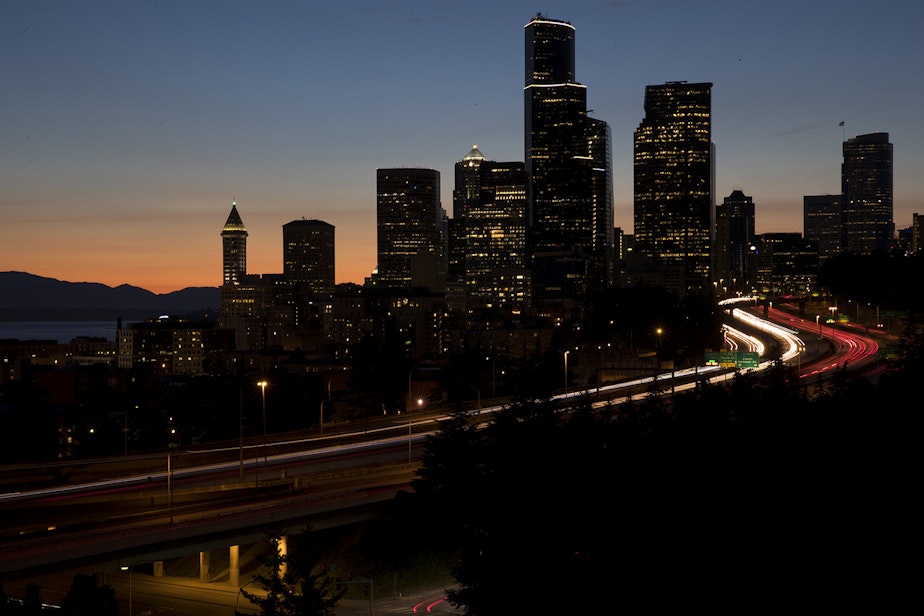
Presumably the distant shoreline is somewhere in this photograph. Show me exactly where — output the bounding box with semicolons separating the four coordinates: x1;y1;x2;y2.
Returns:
0;308;215;322
0;320;128;344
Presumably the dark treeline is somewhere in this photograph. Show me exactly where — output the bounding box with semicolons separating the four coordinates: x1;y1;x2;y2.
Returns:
818;250;924;311
378;337;922;613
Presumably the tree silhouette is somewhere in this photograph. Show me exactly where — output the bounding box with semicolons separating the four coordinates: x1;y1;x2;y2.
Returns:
59;574;117;616
236;528;345;616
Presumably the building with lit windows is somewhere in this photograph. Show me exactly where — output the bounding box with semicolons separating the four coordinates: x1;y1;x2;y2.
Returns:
751;233;818;297
715;189;755;294
375;168;446;291
116;316;233;375
587;117;615;289
804;194;843;264
449;145;488;284
283;219;335;298
524;14;612;304
633;81;714;296
842;132;893;254
462;157;530;309
221;201;247;286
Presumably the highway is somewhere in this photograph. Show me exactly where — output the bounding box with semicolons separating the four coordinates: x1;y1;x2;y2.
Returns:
0;297;884;583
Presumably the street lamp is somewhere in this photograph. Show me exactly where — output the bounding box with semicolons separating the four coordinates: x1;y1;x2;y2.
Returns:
408;397;423;463
238;384;244;480
120;565;134;616
257;380;268;435
563;350;570;394
655;327;663;369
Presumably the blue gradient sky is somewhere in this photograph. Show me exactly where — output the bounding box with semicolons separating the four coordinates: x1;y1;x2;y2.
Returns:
2;1;922;293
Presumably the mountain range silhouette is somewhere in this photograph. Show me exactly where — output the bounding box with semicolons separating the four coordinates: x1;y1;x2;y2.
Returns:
0;271;219;321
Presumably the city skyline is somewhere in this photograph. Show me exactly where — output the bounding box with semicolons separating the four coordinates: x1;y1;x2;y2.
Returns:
3;1;922;294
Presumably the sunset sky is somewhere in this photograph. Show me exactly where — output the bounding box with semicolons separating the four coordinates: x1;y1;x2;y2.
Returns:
3;1;922;294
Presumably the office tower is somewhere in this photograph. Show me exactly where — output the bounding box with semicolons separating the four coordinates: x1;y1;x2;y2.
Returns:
525;15;609;302
450;145;489;283
913;213;922;254
715;190;755;295
633;81;714;295
804;194;843;263
842;132;893;254
376;168;445;290
587;117;615;288
466;160;529;308
282;219;335;298
221;200;247;285
752;233;818;297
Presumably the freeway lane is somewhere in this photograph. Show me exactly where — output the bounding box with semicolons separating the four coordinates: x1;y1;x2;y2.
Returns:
1;298;884;579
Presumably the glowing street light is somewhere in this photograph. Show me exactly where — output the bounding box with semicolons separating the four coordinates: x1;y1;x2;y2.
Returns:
257;380;268;435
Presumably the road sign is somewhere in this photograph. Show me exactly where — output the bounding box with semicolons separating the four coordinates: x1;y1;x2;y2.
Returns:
705;351;759;368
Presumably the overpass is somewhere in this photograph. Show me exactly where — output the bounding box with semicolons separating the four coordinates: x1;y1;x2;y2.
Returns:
1;298;880;590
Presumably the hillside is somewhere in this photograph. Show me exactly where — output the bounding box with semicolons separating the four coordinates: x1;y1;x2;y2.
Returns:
0;271;219;321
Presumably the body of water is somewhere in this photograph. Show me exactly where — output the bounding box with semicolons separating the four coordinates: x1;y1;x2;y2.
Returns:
0;321;123;344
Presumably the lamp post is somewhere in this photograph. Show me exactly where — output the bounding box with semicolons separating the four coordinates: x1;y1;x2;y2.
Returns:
120;565;134;616
238;384;244;480
257;380;268;435
563;350;570;394
655;327;663;370
408;397;423;463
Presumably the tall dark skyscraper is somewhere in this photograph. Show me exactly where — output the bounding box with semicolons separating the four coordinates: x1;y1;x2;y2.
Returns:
524;14;611;303
375;168;445;290
282;219;335;298
221;200;247;286
842;132;893;254
633;81;714;295
803;194;843;264
715;189;755;293
587;117;615;288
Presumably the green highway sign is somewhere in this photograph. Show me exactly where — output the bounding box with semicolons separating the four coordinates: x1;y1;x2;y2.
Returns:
705;351;760;368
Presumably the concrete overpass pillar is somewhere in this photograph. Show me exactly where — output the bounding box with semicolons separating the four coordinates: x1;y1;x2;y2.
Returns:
229;545;240;588
153;561;164;577
199;550;210;583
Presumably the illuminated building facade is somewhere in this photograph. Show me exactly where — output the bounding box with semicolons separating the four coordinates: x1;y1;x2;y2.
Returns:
464;159;530;308
587;117;615;288
375;168;446;290
283;219;335;298
842;132;893;254
450;145;488;283
221;200;247;286
525;15;612;303
633;81;714;295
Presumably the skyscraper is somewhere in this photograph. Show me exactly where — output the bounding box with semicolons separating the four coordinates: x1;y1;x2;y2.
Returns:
282;219;335;298
803;194;843;263
465;160;529;308
524;15;611;302
586;117;615;288
221;200;247;286
375;168;445;290
715;189;755;294
450;145;489;284
842;132;893;254
633;81;714;295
